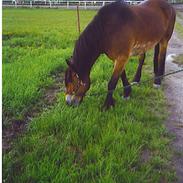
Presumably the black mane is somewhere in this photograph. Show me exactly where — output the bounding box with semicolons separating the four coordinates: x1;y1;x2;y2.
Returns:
72;13;104;80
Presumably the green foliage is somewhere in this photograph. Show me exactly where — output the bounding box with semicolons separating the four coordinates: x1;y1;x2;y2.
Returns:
3;8;175;183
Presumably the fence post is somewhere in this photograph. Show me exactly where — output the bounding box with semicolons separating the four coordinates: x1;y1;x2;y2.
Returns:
15;0;17;8
67;1;69;8
30;1;32;8
49;0;51;8
76;5;80;34
84;1;86;9
102;1;105;6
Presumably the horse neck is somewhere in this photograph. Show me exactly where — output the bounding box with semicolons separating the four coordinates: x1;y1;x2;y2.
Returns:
72;34;102;81
72;14;104;81
73;47;101;81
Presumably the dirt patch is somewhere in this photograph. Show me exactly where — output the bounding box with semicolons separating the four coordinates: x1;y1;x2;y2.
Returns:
164;11;183;183
172;54;183;66
140;148;151;164
2;71;65;153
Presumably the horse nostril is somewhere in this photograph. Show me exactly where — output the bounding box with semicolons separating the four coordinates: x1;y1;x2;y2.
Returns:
72;96;82;106
73;100;80;106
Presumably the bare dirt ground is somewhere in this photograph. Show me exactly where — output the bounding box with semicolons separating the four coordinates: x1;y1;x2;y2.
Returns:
164;8;183;183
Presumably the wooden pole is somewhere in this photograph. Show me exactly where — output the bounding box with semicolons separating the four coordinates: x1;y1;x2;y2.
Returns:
76;5;81;35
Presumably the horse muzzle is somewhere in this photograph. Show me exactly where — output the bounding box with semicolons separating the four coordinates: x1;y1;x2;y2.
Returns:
65;94;73;105
65;94;82;106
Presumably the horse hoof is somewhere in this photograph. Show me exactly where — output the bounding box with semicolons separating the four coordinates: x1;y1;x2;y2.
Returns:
131;81;139;85
102;104;114;111
123;96;130;100
153;83;161;89
102;99;115;111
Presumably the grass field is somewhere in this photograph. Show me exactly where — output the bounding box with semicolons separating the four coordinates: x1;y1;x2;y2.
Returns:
3;8;175;182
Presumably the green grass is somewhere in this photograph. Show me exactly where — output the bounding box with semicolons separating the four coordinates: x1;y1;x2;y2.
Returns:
175;21;183;38
175;11;183;39
3;8;175;183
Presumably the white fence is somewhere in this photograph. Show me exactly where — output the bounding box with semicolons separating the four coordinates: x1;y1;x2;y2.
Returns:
2;0;183;8
1;0;146;9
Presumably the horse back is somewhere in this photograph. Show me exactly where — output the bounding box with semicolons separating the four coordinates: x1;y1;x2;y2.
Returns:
133;0;175;39
101;0;176;59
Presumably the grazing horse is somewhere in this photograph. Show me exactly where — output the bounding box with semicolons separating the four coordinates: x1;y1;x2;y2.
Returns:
65;0;176;109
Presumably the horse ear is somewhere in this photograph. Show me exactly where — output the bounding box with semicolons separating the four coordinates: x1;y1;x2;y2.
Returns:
66;57;74;67
66;59;78;73
66;59;71;66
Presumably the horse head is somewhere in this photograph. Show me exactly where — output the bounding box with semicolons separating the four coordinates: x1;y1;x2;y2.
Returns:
65;59;90;106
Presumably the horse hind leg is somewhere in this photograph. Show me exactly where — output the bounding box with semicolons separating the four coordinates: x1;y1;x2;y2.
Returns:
154;8;175;87
153;43;160;88
154;40;168;87
132;53;146;84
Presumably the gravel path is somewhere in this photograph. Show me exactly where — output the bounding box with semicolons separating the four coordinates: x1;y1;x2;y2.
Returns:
164;13;183;183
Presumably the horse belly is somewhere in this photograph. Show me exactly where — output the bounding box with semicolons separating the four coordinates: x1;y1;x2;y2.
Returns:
130;41;156;56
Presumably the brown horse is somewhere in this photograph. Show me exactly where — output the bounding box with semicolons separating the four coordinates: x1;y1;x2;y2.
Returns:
65;0;176;109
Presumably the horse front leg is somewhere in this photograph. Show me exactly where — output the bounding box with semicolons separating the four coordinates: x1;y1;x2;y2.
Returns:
102;76;118;110
121;70;131;99
132;53;146;84
103;57;128;110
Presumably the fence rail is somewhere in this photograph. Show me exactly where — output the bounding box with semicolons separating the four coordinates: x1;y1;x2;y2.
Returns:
2;0;183;8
